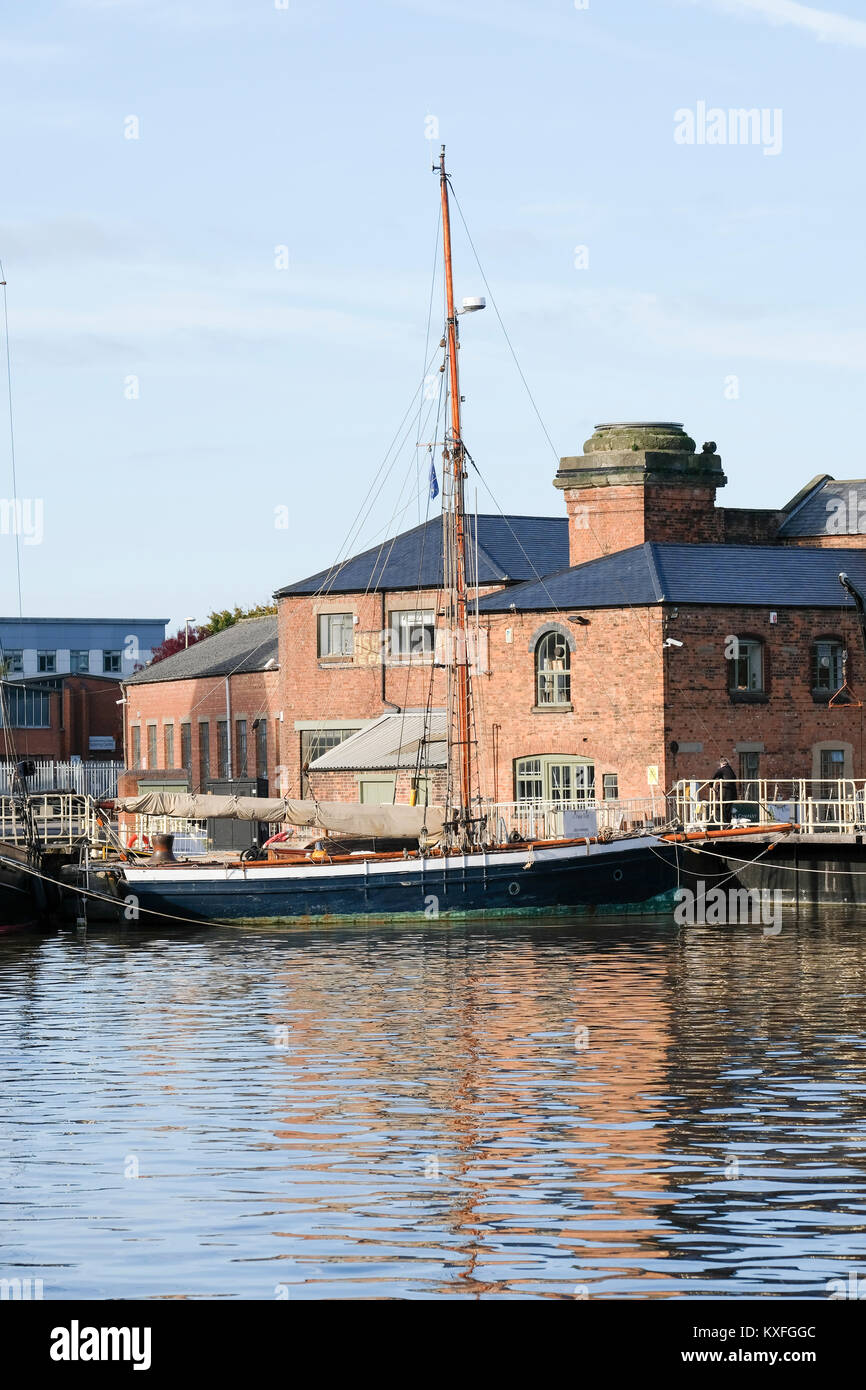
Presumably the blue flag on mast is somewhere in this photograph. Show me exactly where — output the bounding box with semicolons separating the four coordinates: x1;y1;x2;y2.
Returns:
429;458;439;500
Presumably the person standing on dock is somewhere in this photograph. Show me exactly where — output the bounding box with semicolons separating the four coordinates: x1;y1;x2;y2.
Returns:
707;757;738;826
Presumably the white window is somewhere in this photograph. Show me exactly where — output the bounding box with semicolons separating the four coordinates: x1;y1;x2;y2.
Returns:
70;650;90;674
514;755;594;803
37;650;56;673
2;649;23;674
390;609;435;659
814;640;843;691
103;649;121;673
318;612;354;658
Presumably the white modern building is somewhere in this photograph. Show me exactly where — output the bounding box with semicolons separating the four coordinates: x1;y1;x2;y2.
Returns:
0;617;169;681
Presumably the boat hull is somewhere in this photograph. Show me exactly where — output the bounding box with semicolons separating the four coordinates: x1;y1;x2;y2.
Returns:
120;838;679;925
0;863;42;933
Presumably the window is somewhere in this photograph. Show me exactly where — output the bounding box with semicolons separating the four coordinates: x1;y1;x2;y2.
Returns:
164;724;175;768
0;686;51;728
217;720;230;778
37;650;56;674
181;723;191;773
390;609;435;659
729;638;763;693
235;719;248;777
1;649;23;674
70;650;90;674
146;724;157;769
318;612;354;658
198;722;211;785
255;719;267;778
602;773;619;801
131;726;141;768
300;725;363;796
103;650;121;674
535;631;571;706
739;751;760;801
514;755;594;803
515;757;543;801
813;640;844;693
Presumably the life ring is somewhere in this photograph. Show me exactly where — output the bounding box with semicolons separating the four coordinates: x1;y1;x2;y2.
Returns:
263;830;290;847
126;834;151;850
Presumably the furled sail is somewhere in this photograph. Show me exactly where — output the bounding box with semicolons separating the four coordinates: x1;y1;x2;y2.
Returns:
112;793;445;840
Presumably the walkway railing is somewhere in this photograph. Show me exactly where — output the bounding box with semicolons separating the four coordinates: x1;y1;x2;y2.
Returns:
672;778;866;834
484;796;665;842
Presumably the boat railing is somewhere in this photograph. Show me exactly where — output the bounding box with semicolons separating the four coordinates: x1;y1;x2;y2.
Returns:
672;778;866;833
0;791;114;850
484;796;666;842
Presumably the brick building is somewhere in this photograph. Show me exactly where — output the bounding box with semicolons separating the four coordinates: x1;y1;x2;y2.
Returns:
271;421;866;805
122;617;279;793
0;673;126;761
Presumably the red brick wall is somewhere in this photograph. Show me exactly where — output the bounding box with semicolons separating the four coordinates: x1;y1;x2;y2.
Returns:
662;605;865;787
307;767;448;804
563;484;722;566
125;670;281;791
4;677;123;761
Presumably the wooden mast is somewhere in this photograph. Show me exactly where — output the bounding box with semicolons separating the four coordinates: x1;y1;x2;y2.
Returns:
438;146;474;830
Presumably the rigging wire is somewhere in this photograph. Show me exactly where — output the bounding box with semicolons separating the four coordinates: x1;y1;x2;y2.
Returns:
0;260;23;619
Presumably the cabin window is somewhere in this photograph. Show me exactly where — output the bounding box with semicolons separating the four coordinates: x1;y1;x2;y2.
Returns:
70;650;90;674
389;608;435;659
103;649;121;674
813;639;844;692
729;638;763;693
235;719;248;777
164;723;175;769
514;755;594;803
535;630;571;706
2;649;23;674
146;724;157;769
131;726;141;767
37;650;56;674
180;723;191;773
602;773;619;801
318;612;354;658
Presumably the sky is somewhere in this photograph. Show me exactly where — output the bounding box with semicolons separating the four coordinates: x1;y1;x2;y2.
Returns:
1;0;865;631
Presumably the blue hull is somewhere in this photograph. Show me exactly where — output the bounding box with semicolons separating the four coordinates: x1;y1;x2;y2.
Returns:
122;839;679;925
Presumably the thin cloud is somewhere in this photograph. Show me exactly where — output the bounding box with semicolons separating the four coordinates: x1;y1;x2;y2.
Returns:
689;0;866;48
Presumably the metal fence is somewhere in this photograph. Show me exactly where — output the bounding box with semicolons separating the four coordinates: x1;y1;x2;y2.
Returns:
672;778;866;834
484;796;665;842
0;759;123;799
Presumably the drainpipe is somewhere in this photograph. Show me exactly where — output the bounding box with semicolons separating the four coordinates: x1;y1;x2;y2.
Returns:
381;593;400;712
225;677;233;780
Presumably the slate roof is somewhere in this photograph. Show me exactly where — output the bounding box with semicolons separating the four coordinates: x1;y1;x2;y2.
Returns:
309;711;448;770
275;514;568;597
477;542;866;612
777;478;866;538
126;616;278;684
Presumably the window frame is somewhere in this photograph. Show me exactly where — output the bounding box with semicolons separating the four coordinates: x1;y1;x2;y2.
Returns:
317;611;354;659
102;649;122;674
534;630;572;708
728;635;767;701
70;649;91;674
388;608;436;661
812;636;845;697
37;650;56;674
514;754;595;804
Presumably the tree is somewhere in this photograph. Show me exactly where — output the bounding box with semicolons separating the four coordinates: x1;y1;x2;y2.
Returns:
204;602;277;635
148;625;209;666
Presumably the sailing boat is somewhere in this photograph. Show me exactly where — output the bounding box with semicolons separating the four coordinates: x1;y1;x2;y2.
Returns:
112;150;685;925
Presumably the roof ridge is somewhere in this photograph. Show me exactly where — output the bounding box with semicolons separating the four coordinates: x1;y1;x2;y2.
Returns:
643;542;667;602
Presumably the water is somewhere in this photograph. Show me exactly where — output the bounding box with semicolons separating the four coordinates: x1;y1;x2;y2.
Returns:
1;916;866;1300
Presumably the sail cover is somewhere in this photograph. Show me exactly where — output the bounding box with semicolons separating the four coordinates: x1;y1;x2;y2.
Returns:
112;793;445;840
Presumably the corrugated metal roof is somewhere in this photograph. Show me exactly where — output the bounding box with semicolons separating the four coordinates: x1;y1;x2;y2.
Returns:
275;514;568;597
778;479;866;538
127;616;278;684
477;542;866;611
309;711;447;770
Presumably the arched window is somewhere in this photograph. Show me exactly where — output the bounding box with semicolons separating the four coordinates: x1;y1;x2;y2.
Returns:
813;638;844;693
535;630;571;706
